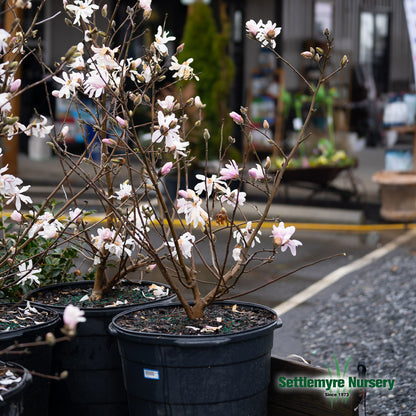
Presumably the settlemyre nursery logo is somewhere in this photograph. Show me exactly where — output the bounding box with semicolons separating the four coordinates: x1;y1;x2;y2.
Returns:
276;355;395;407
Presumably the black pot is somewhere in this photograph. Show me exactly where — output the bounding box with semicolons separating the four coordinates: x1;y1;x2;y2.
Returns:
27;280;174;416
109;301;282;416
0;362;32;416
0;304;60;416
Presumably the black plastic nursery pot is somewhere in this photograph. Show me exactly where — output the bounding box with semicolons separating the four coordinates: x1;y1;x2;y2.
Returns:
27;280;174;416
0;304;60;416
109;301;282;416
0;362;32;416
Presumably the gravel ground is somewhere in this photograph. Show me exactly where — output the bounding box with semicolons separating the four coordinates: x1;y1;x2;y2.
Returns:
299;245;416;416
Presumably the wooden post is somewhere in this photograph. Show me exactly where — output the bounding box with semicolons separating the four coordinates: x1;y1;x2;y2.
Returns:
2;2;23;175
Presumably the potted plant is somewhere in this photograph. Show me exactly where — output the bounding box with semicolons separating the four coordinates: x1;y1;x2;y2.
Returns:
0;1;348;414
0;303;85;416
0;362;32;415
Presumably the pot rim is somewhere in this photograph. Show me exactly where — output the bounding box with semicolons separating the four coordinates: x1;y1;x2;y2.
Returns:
0;361;32;403
109;300;282;344
0;303;60;341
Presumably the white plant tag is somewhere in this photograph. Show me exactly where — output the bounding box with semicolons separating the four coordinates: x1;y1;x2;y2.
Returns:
143;369;159;380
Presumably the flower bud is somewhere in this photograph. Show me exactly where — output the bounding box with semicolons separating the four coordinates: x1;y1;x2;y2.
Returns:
229;111;243;125
195;96;205;109
203;129;210;141
316;47;324;55
146;264;156;273
102;138;117;147
301;51;314;59
341;55;349;68
60;371;69;379
185;97;194;107
273;236;283;248
61;125;69;137
176;43;185;53
264;156;271;170
160;162;173;176
11;210;22;223
101;4;107;18
45;332;56;346
263;119;270;130
9;79;21;92
64;45;78;62
116;116;127;127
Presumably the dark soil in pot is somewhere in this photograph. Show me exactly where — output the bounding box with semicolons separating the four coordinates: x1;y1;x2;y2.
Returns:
26;280;174;416
115;302;277;335
27;279;172;309
0;303;60;416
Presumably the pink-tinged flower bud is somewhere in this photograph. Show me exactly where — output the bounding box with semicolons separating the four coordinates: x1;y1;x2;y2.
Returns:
229;111;243;125
264;156;271;170
63;304;86;330
178;189;189;198
160;162;173;176
102;138;117;147
301;51;314;59
116;116;127;127
146;264;156;273
11;210;22;223
248;168;258;179
9;79;21;92
61;125;69;137
52;90;60;98
176;43;185;53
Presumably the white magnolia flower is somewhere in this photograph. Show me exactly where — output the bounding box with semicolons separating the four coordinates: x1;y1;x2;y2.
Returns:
220;188;246;208
194;174;226;197
66;0;99;26
0;29;10;54
83;68;109;98
157;95;176;112
17;260;41;286
219;160;240;180
153;26;175;56
53;72;84;99
248;164;265;180
63;304;86;329
0;93;11;114
114;181;133;200
167;232;195;259
271;222;302;256
28;211;64;239
169;56;199;81
68;207;83;223
92;227;135;259
233;221;261;248
177;190;209;228
151;111;180;144
24;115;53;138
232;245;242;262
90;45;120;71
139;0;152;13
5;184;32;211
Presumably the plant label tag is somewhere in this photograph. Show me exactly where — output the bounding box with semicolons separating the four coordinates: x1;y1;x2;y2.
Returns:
143;368;160;380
